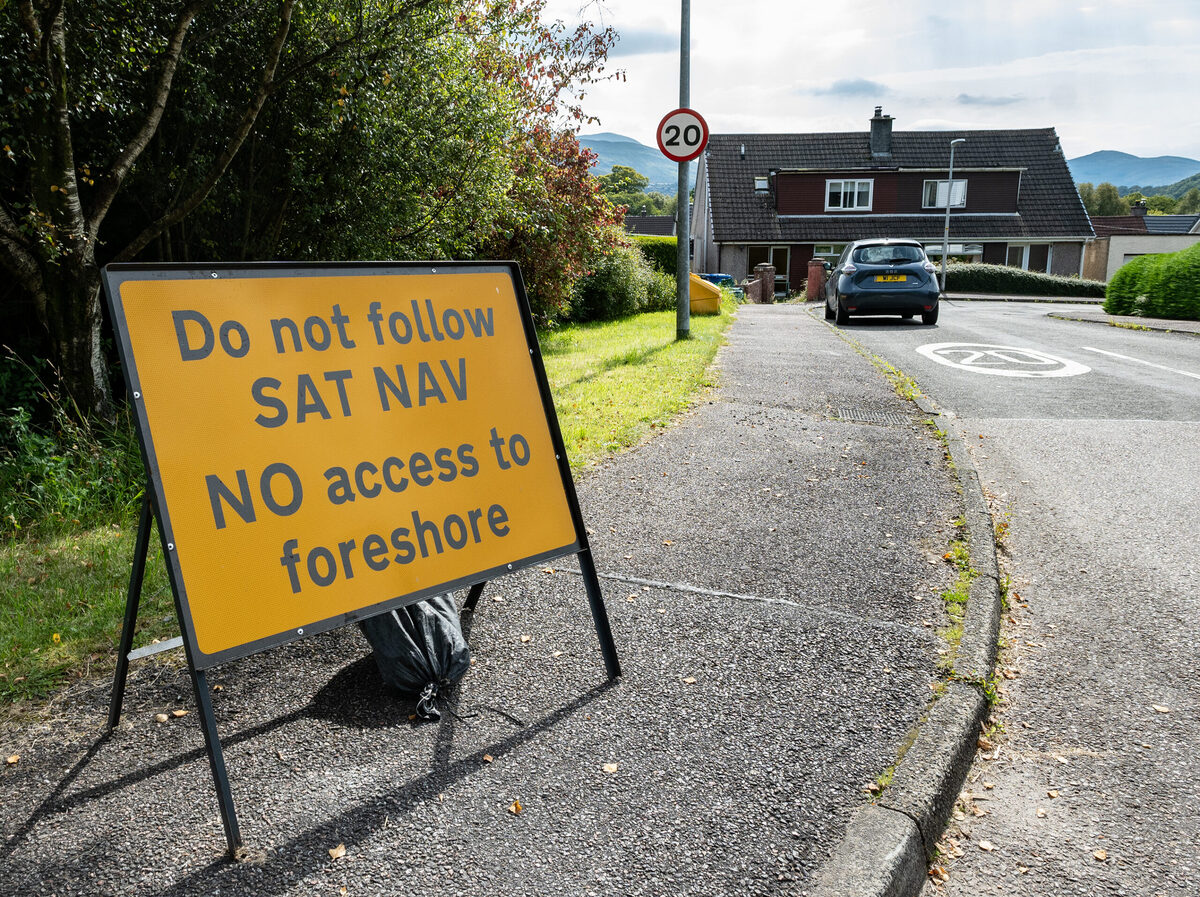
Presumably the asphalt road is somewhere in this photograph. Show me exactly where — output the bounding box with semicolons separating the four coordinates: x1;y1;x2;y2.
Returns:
837;301;1200;896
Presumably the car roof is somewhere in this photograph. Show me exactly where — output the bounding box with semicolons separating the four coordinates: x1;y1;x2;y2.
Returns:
850;238;923;247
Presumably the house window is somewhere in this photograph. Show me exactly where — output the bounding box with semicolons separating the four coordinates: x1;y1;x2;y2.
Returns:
923;179;968;209
754;176;769;192
825;179;873;211
813;243;847;259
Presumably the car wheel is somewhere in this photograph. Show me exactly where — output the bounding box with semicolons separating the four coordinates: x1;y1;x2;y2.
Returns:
921;303;939;325
835;299;850;325
824;295;835;320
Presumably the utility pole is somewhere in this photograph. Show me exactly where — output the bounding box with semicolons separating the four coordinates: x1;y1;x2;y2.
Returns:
675;0;691;341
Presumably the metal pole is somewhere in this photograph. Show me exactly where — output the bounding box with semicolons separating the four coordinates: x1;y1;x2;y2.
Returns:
675;0;691;340
940;138;965;294
108;493;153;729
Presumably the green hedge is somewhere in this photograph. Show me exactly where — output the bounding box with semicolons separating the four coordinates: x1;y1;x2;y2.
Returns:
1104;243;1200;320
633;235;677;277
944;263;1106;297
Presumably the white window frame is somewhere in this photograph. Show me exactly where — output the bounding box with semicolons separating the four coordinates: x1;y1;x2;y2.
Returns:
923;179;968;209
754;176;769;192
825;179;873;211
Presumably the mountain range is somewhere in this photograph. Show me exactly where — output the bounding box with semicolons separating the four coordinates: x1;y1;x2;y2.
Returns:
579;132;694;193
580;133;1200;199
1066;150;1200;193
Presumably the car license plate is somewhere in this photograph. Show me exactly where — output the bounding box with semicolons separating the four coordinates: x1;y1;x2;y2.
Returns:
875;274;906;282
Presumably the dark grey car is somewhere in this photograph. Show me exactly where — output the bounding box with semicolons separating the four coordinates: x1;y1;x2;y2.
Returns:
824;238;941;325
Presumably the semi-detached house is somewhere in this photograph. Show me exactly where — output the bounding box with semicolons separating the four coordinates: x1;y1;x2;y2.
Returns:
691;108;1095;292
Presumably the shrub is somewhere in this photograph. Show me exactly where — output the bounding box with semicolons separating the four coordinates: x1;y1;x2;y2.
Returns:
633;235;678;277
1104;244;1200;320
944;263;1106;297
644;270;677;312
1104;254;1164;315
570;239;656;322
0;402;145;535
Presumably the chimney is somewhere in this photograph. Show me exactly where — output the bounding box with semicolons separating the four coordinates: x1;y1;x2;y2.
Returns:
870;106;893;158
1131;200;1147;216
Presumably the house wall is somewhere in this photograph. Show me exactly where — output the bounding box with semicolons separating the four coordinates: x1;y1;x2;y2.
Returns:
776;170;1021;215
1049;242;1083;277
1082;238;1109;282
718;244;750;282
1098;234;1200;281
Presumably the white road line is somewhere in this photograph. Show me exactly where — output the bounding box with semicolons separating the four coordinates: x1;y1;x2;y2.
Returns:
1080;346;1200;381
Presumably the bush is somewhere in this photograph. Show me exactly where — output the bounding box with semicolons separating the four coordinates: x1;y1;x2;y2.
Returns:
633;235;678;277
944;263;1106;298
644;270;677;312
1104;244;1200;320
569;239;664;322
0;402;145;535
1104;254;1164;315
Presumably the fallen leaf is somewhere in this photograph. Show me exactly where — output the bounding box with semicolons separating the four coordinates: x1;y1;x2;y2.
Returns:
977;736;994;751
662;540;674;546
1018;865;1029;874
1002;669;1018;680
551;650;564;658
983;781;995;790
1036;808;1047;818
154;713;169;723
928;865;948;882
507;799;523;815
1152;704;1170;713
340;887;347;895
329;843;346;859
483;754;494;763
542;567;554;574
863;782;881;795
971;804;987;817
171;709;188;718
681;676;696;685
5;755;17;766
979;840;995;852
623;553;633;560
212;684;224;692
1093;849;1107;861
1047;789;1059;798
602;763;619;774
520;635;532;643
626;595;636;602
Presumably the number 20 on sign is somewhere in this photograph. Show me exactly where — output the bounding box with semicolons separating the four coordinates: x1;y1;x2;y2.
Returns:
657;108;709;163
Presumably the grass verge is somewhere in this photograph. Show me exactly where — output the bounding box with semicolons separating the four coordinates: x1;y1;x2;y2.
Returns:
1;299;736;708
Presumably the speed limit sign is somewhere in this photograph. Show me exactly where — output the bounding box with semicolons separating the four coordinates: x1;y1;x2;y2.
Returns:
657;108;709;163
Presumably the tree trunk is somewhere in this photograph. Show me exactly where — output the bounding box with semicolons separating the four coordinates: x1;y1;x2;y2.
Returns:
35;251;110;419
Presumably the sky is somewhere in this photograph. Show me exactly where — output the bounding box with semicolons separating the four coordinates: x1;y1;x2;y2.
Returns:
542;0;1200;161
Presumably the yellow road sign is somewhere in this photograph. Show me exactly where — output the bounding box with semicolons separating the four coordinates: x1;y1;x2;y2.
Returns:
104;264;578;667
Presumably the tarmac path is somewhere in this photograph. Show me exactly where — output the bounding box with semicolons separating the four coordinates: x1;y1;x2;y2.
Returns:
1;305;961;897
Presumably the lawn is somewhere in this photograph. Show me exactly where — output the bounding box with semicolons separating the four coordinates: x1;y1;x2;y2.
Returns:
0;299;736;707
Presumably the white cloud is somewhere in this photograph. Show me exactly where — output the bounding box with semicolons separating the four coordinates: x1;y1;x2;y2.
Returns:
544;0;1200;159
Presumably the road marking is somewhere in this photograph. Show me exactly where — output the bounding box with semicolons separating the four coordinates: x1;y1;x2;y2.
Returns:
1080;346;1200;381
916;343;1091;378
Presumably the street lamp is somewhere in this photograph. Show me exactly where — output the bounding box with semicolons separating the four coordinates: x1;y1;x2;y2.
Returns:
940;137;966;295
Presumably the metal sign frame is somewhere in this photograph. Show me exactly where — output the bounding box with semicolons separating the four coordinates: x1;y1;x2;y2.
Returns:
101;261;620;856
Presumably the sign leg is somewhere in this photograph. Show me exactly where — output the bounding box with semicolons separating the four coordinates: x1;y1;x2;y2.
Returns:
191;668;242;855
463;581;486;613
578;549;621;680
107;494;153;730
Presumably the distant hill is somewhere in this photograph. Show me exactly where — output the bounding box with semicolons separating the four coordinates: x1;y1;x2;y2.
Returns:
1117;171;1200;199
1068;150;1200;191
579;132;695;193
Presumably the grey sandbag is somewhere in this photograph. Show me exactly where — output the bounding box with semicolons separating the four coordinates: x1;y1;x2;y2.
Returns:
358;593;471;719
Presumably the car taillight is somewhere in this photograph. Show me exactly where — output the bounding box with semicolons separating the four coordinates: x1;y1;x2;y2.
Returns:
842;263;857;275
923;261;936;273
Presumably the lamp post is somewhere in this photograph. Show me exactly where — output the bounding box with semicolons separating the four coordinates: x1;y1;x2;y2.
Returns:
940;137;966;295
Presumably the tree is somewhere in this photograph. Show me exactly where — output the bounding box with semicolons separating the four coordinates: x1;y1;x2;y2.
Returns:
598;165;649;196
1145;194;1179;215
1077;182;1096;215
1;0;620;413
1177;188;1200;215
1094;183;1129;216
